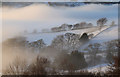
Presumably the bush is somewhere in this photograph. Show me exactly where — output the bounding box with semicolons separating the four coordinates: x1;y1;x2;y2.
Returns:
70;50;88;69
53;50;87;71
26;56;49;75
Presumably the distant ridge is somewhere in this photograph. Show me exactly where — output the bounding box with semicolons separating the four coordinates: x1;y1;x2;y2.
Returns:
2;2;118;8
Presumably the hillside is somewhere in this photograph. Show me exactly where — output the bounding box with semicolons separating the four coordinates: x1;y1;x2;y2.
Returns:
89;25;118;43
24;26;108;46
2;2;118;8
80;25;118;52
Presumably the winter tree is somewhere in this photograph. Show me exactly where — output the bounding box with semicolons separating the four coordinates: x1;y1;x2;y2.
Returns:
104;40;118;62
85;43;101;66
51;35;65;50
53;50;87;71
70;50;88;69
29;39;46;52
97;18;107;30
51;33;81;51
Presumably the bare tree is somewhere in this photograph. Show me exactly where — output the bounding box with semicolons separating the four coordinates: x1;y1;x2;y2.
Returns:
26;56;49;75
97;18;107;30
51;33;81;51
3;57;27;75
104;40;118;62
85;43;101;66
3;56;50;75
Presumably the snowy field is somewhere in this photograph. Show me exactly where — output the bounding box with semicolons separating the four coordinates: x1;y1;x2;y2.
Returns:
80;25;118;52
24;26;109;45
90;25;118;43
87;63;109;73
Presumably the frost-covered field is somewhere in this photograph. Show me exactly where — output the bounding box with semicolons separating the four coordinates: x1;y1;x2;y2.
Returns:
24;27;98;45
62;63;109;74
80;25;118;73
24;26;109;45
80;25;118;51
90;25;118;43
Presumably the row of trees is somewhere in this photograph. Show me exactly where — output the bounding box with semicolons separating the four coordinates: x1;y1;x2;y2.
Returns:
23;18;116;34
51;18;116;32
2;32;89;53
3;41;120;76
51;33;89;51
51;22;93;32
3;50;88;75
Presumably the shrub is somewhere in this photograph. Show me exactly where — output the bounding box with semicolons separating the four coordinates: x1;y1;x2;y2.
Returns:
53;50;87;71
3;57;27;75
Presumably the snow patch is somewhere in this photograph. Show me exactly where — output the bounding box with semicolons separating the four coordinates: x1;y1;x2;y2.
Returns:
87;64;109;73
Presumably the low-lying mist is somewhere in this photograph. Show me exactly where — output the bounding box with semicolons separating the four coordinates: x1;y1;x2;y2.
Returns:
2;37;63;73
2;3;118;41
2;35;118;75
